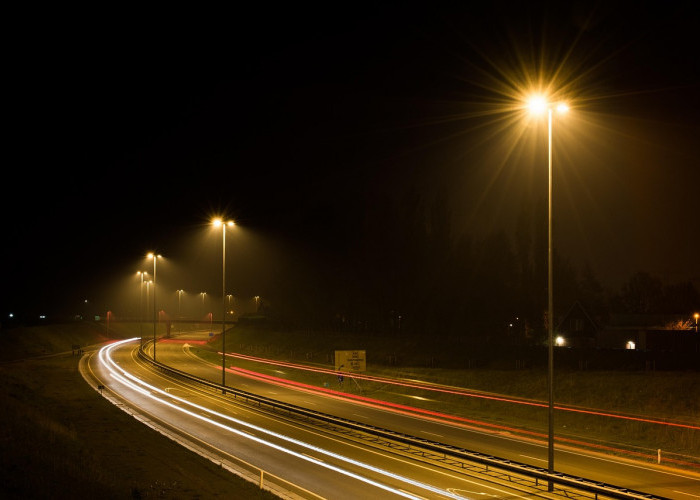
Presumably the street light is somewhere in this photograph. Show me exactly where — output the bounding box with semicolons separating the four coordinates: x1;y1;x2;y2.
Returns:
177;289;184;335
137;271;148;346
177;290;184;319
145;280;152;335
147;253;162;361
213;217;235;392
527;93;569;490
695;313;699;333
200;292;207;318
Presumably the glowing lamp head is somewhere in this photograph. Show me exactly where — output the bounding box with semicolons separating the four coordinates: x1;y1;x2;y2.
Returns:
528;95;548;114
213;218;235;228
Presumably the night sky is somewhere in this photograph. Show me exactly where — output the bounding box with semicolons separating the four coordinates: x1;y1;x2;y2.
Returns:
3;3;699;320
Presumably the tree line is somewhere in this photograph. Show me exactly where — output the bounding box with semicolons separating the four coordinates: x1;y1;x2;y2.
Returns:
260;189;699;344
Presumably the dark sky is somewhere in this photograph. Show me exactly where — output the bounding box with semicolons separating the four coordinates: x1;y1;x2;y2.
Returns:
3;2;699;319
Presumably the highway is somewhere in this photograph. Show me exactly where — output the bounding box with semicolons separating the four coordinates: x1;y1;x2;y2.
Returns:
83;332;700;499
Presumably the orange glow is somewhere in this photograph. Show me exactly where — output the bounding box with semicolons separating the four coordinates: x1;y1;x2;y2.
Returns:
527;95;547;114
212;217;235;228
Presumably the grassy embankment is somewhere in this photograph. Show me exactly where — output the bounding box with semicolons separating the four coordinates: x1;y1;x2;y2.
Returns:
196;324;700;467
0;321;278;499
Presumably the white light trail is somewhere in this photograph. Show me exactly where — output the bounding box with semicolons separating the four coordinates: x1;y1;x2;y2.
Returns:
99;338;470;500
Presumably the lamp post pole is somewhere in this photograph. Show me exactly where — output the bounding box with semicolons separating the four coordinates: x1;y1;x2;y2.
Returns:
527;96;568;491
148;253;161;361
547;107;554;489
213;218;235;392
177;289;184;335
138;271;146;347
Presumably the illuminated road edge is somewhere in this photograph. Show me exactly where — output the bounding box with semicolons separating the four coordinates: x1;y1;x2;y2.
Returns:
98;338;471;500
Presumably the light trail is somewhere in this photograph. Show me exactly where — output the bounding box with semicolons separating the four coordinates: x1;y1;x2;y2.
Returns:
224;352;700;430
225;364;700;470
99;338;472;500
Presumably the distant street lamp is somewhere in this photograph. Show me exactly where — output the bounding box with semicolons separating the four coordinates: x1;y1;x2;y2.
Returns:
200;292;207;318
177;289;184;335
137;271;148;346
695;313;699;333
148;253;162;361
177;290;184;318
527;94;569;490
213;217;235;392
145;280;152;333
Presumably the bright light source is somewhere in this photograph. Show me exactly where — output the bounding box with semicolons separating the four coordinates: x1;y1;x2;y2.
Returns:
212;218;234;228
528;95;547;114
556;103;569;113
626;341;636;350
555;336;565;346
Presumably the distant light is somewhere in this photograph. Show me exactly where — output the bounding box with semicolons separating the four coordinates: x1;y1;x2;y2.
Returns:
9;313;14;318
212;217;235;228
39;315;46;319
555;336;565;346
626;340;636;350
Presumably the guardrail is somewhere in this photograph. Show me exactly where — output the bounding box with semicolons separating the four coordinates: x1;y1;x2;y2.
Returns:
137;341;669;500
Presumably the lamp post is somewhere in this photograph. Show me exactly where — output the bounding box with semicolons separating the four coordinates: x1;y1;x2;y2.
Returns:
213;217;235;392
200;292;206;318
528;95;568;490
137;271;147;346
177;289;184;335
145;280;152;338
148;253;161;361
695;313;699;333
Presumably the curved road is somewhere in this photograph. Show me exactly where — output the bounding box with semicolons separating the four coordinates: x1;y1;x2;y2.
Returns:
83;333;700;499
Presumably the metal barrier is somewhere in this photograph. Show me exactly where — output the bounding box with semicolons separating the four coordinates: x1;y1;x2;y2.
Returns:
137;341;670;500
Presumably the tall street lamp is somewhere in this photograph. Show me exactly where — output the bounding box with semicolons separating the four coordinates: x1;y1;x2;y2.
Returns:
148;253;162;361
137;271;148;346
145;280;152;336
200;292;207;318
527;94;568;490
695;313;699;333
177;289;184;335
213;217;235;392
177;290;184;319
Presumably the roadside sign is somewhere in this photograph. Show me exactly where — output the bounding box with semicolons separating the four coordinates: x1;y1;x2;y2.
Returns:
334;350;366;372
